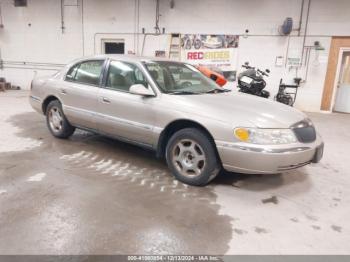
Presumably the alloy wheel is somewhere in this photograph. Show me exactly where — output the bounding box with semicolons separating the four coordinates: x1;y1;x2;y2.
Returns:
172;139;206;177
48;106;63;132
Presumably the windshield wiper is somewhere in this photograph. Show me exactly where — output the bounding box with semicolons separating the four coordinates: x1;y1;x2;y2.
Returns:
166;90;200;95
205;88;231;94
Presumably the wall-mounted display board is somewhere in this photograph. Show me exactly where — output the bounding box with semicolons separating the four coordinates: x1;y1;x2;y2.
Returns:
180;34;239;82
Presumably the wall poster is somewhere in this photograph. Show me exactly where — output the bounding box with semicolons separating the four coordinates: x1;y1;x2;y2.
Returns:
180;34;239;82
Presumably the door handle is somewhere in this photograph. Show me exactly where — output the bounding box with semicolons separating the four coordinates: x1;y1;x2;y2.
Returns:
101;97;111;104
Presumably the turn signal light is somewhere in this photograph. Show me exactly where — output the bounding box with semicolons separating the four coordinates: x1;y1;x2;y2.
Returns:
234;128;250;142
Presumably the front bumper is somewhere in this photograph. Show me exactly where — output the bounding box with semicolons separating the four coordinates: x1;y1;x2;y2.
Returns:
216;134;323;174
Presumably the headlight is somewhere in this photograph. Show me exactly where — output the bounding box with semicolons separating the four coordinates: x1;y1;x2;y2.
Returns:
234;127;298;145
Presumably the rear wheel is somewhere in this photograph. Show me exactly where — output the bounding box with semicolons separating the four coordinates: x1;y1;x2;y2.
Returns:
165;128;220;186
46;100;75;138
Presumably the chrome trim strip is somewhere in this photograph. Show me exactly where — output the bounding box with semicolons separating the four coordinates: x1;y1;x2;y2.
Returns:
98;113;152;130
216;141;311;154
30;95;41;102
222;163;273;174
63;105;164;133
64;105;96;117
74;124;154;149
277;161;311;171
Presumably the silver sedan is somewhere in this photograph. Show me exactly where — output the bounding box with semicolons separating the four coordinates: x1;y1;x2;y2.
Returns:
30;55;324;186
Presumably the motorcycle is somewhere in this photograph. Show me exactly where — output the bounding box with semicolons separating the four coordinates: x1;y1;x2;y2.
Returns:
237;62;300;106
237;62;270;98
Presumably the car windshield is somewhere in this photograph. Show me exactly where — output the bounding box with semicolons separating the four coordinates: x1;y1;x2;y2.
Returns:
143;61;221;94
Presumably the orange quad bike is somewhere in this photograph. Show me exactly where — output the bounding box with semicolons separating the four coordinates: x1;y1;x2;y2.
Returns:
195;65;227;87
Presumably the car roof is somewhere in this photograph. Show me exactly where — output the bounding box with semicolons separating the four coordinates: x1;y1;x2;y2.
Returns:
62;55;187;74
76;54;181;64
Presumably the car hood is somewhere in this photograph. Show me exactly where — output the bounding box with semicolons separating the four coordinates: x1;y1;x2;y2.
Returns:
163;92;307;128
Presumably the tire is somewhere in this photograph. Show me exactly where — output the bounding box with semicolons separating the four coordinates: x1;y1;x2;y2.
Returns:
46;100;75;139
165;128;220;186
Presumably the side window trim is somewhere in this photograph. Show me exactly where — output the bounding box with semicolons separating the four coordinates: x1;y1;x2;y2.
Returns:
64;59;106;87
65;62;80;82
99;59;110;87
101;58;111;89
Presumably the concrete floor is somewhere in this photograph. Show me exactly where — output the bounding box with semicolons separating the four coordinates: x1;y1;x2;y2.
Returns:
0;90;349;255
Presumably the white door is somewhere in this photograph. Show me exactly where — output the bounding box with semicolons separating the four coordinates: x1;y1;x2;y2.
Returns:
334;50;350;113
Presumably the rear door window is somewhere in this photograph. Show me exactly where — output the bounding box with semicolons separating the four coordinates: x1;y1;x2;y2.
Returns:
66;60;104;86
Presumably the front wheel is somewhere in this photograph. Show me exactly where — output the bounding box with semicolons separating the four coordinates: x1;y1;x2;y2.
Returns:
46;100;75;138
165;128;220;186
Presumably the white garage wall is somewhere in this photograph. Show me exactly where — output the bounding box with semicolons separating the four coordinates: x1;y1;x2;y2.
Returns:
1;0;350;112
236;36;332;112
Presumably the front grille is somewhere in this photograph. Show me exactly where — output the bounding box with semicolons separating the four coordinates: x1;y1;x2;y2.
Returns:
291;120;316;143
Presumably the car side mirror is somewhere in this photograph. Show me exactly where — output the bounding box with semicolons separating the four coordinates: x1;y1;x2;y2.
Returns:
129;84;155;97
